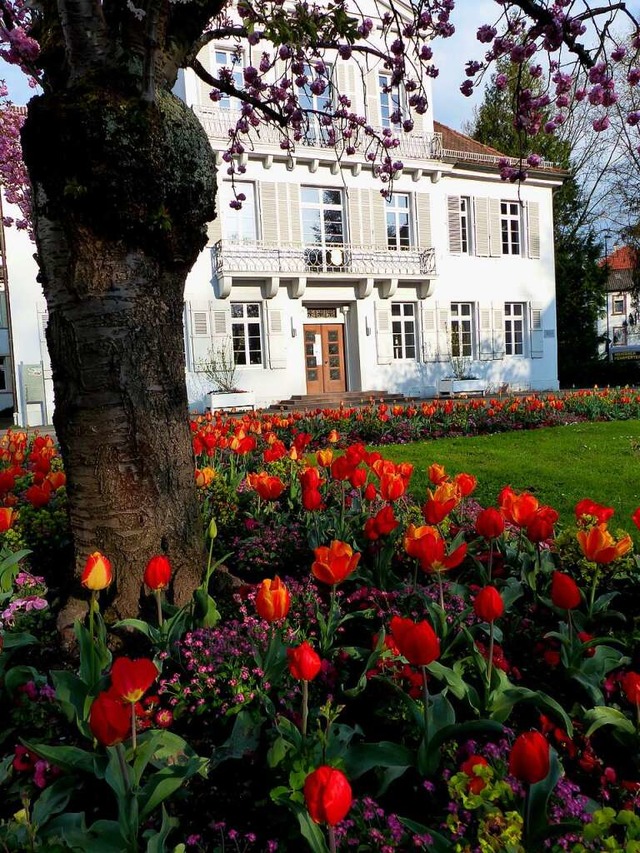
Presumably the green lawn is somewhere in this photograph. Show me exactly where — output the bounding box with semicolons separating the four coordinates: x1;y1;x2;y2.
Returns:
373;420;640;532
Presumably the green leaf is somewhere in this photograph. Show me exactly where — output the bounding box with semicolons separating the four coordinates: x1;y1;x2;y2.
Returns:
31;777;78;829
211;709;262;769
292;801;330;853
584;706;637;738
343;741;414;778
76;619;111;689
24;741;103;776
489;686;573;735
144;805;178;853
51;670;93;732
112;618;160;643
1;631;38;650
427;661;468;699
139;761;204;820
528;749;562;843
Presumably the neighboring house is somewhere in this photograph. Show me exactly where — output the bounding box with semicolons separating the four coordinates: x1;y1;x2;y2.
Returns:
3;8;563;425
598;245;639;361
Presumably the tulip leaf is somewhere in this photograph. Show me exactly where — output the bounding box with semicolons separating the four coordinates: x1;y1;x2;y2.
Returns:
139;760;205;820
23;741;104;777
527;748;562;843
211;708;263;769
1;631;38;650
112;618;160;643
343;741;414;779
31;777;78;829
51;670;95;735
584;706;637;738
427;662;468;699
144;805;178;853
489;687;573;735
399;819;451;853
289;801;330;853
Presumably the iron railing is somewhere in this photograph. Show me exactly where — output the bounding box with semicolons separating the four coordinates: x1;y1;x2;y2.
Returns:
212;240;436;276
193;105;443;162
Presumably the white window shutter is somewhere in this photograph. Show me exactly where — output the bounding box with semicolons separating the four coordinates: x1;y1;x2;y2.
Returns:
489;198;501;257
437;306;451;362
419;302;438;362
289;185;301;244
474;198;490;257
188;300;214;370
261;183;278;244
348;188;364;246
366;71;381;126
370;190;387;246
374;303;393;364
267;307;287;369
479;307;493;360
447;196;462;254
492;305;505;359
527;201;540;259
530;303;544;359
416;193;431;248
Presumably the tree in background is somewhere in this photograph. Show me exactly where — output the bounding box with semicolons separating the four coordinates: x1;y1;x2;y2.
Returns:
0;1;638;615
468;58;607;386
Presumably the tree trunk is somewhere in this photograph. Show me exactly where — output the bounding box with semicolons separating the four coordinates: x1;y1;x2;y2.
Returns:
21;85;217;617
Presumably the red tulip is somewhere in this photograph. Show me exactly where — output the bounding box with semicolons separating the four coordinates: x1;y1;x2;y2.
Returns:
403;524;467;574
622;672;640;706
363;483;377;501
81;551;113;591
380;472;406;502
287;641;322;681
632;507;640;531
255;576;291;622
454;472;477;497
509;731;550;784
550;571;581;610
311;541;360;586
526;505;559;543
144;555;172;591
304;766;352;826
89;692;131;746
389;615;440;667
363;505;399;541
475;507;505;540
111;657;158;704
302;487;323;511
576;498;614;526
499;486;539;527
24;482;52;508
473;586;504;623
0;507;16;532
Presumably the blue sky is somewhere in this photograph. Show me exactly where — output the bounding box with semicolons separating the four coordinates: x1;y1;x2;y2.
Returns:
2;0;639;131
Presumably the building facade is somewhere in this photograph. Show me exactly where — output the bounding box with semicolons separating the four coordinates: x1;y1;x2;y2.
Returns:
598;245;639;361
3;12;562;425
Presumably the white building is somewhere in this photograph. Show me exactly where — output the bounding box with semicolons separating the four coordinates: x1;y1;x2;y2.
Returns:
3;14;562;426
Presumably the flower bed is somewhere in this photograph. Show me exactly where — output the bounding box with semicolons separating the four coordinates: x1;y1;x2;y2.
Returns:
1;398;640;852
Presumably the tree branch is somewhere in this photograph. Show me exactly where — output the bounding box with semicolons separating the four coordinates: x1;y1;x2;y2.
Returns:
189;56;285;124
57;0;110;80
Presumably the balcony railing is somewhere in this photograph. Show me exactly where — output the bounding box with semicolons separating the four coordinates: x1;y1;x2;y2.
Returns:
212;240;436;277
193;105;443;162
611;327;640;348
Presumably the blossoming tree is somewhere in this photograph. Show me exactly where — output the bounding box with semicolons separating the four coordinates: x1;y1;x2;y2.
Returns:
0;0;638;616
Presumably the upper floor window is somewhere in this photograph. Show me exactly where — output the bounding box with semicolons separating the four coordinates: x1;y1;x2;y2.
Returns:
450;302;474;357
299;63;333;145
379;73;403;128
222;183;257;243
501;201;521;255
301;187;346;270
392;303;416;360
231;303;263;365
612;294;625;314
212;48;243;110
459;197;472;254
504;303;525;356
386;194;412;250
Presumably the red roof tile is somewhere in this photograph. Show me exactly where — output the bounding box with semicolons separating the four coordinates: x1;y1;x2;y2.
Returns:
606;245;637;271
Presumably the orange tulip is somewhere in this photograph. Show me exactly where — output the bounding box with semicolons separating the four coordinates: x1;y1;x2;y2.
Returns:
311;540;360;586
316;449;333;467
380;472;406;502
499;486;539;527
249;471;285;501
404;524;467;574
255;576;291;621
427;463;448;485
0;506;15;532
81;551;113;590
195;467;215;488
423;481;460;524
577;524;633;564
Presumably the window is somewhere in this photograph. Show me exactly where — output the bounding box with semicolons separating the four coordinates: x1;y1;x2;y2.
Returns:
504;303;525;356
231;303;263;365
391;303;416;360
386;194;412;250
450;302;474;357
459;197;472;254
500;201;521;255
222;183;257;243
0;357;7;391
212;48;243;110
612;294;625;315
379;73;403;128
301;188;346;270
298;63;333;144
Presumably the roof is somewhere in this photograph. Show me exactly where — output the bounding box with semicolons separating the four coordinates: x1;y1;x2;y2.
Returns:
602;245;638;292
605;245;637;271
434;120;562;173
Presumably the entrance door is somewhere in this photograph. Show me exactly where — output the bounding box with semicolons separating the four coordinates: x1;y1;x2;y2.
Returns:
304;324;346;394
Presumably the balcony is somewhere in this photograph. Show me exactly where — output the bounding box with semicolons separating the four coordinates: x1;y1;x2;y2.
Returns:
193;105;443;163
212;240;436;278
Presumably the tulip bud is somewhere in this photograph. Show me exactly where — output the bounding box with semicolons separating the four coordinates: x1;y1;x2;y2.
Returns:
509;731;550;784
304;766;352;826
81;551;113;591
287;641;322;682
144;555;172;591
255;576;291;622
550;571;581;610
208;518;218;540
475;507;505;540
389;615;440;666
473;586;505;623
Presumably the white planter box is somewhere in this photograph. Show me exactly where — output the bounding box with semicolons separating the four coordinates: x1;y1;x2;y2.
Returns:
209;390;256;411
438;378;485;397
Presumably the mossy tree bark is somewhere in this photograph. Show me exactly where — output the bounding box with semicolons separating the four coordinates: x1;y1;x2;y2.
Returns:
21;86;217;616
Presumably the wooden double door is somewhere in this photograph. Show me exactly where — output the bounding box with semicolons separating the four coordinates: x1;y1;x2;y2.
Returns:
304;324;346;395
